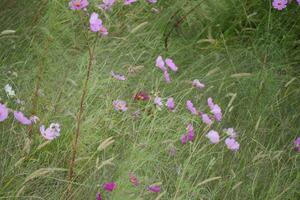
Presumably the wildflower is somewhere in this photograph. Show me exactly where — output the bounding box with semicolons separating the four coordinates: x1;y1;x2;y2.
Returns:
0;103;9;122
181;134;188;144
14;111;32;125
113;100;127;112
103;182;117;192
206;130;220;144
272;0;287;10
225;137;240;151
294;137;300;152
154;96;163;108
165;58;178;72
124;0;137;5
98;0;115;10
192;79;205;89
200;113;213;126
155;56;166;71
4;84;15;97
223;128;237;138
187;124;195;142
30;116;39;124
207;97;222;121
129;173;139;186
297;0;300;6
111;71;126;81
166;97;175;111
69;0;89;10
163;70;171;83
186;100;197;115
89;13;108;35
96;192;102;200
148;185;161;193
134;91;150;101
147;0;157;3
40;123;61;140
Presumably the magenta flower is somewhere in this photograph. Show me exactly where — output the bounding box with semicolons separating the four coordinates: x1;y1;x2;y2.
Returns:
272;0;287;10
186;100;197;115
223;128;237;138
155;55;166;71
0;103;9;122
200;113;213;126
103;182;117;192
165;58;178;72
154;96;163;108
294;137;300;152
129;173;139;186
14;111;32;125
206;130;220;144
40;123;61;140
111;71;126;81
181;134;188;144
98;0;115;10
148;185;161;193
207;97;222;121
187;124;195;142
90;12;103;32
147;0;157;3
166;97;175;111
113;100;127;112
163;70;171;83
225;137;240;152
69;0;89;10
96;192;102;200
124;0;137;5
192;79;205;89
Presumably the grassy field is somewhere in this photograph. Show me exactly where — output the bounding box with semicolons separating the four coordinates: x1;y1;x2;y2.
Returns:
0;0;299;199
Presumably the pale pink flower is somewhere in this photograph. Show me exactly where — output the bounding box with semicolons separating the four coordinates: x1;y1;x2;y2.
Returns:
124;0;137;5
206;130;220;144
200;113;213;126
155;56;166;71
192;79;205;89
186;100;197;115
225;137;240;151
223;128;237;138
187;124;195;142
165;58;178;72
272;0;287;10
14;111;32;125
154;96;163;108
98;0;115;10
147;0;157;3
69;0;89;10
207;97;222;121
129;173;139;186
163;70;171;83
0;103;9;122
113;100;127;112
111;71;126;81
40;123;61;140
166;97;175;111
90;12;103;32
294;137;300;152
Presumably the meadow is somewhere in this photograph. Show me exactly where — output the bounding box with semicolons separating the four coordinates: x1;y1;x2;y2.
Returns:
0;0;299;199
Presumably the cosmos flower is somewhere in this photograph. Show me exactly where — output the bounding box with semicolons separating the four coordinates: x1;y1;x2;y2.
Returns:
166;97;175;111
96;192;102;200
223;128;237;138
111;71;126;81
89;13;108;35
69;0;89;10
4;84;15;97
154;96;163;108
113;100;127;112
186;100;197;115
163;70;171;83
187;124;195;142
14;111;32;125
98;0;115;10
294;137;300;152
148;185;161;193
103;182;117;192
181;134;188;144
272;0;288;10
155;56;166;71
200;113;213;126
207;97;222;122
134;91;150;101
40;123;61;140
129;173;139;186
192;79;205;89
165;58;178;72
124;0;137;5
206;130;220;144
147;0;157;3
225;137;240;151
0;103;9;122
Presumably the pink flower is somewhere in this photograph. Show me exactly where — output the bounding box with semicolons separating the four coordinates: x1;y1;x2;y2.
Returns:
165;58;178;72
148;185;161;193
225;137;240;151
96;192;102;200
155;56;166;71
154;96;163;108
111;71;126;81
98;0;115;10
103;182;117;192
223;128;237;138
166;97;175;111
113;100;127;112
207;97;222;121
0;103;9;122
200;113;213;126
297;0;300;6
40;123;61;140
181;134;188;144
206;130;220;144
147;0;157;3
294;137;300;152
124;0;137;5
69;0;89;10
163;70;171;83
186;100;197;115
187;124;195;142
192;79;205;89
90;13;103;32
272;0;287;10
14;111;32;125
129;173;139;186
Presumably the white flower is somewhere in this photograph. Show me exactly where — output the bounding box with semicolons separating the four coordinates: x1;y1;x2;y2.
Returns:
4;84;15;97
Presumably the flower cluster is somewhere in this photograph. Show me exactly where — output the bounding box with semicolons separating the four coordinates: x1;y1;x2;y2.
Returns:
272;0;300;10
155;55;178;83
